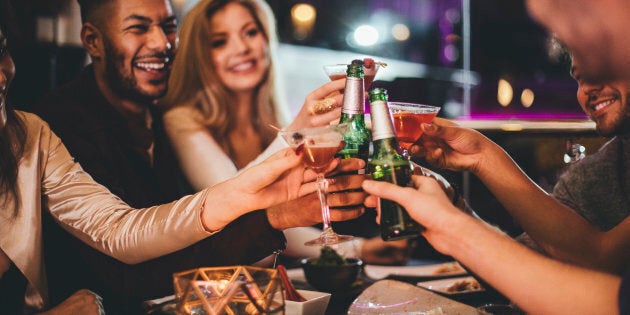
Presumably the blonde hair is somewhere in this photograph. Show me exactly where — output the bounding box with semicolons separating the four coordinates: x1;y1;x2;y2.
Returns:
161;0;286;161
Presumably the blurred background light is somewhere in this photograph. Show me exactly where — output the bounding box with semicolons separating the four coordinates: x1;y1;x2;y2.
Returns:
521;88;535;107
443;43;459;62
291;3;316;41
497;78;513;107
291;3;316;23
391;23;410;41
353;25;379;46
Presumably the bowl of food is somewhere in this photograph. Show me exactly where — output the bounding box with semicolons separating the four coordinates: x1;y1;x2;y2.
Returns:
301;247;363;293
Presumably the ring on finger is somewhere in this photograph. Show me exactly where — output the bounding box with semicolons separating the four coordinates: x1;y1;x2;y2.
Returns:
310;98;337;115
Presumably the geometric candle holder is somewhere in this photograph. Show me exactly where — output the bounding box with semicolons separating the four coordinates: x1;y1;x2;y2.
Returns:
173;266;285;315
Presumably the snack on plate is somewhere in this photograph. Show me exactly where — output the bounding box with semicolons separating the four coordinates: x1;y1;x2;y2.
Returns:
445;279;483;293
432;262;465;275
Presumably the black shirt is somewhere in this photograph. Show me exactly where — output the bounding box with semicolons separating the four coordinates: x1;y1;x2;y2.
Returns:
32;65;285;314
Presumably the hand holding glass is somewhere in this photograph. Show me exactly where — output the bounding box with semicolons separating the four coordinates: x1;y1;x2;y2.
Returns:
280;124;353;246
388;102;440;158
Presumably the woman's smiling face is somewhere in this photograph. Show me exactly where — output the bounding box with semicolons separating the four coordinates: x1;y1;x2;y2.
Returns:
208;2;270;93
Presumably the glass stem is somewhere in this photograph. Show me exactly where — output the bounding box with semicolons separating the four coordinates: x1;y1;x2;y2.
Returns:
316;173;332;232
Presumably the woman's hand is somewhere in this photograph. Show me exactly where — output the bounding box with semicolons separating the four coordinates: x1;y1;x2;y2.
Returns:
39;290;104;315
202;149;365;231
409;118;493;174
286;78;346;130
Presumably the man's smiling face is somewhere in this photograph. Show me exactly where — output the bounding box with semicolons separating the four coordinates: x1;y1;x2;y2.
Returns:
100;0;177;104
573;58;630;137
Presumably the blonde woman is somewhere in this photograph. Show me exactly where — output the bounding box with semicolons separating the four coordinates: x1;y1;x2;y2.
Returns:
161;0;344;184
160;0;410;263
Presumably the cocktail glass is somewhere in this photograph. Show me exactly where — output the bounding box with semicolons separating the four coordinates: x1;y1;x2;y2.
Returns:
322;62;381;91
279;124;353;246
323;60;383;114
388;102;441;158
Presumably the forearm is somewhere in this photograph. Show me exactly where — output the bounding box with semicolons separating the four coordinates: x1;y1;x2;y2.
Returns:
441;215;620;315
472;143;624;271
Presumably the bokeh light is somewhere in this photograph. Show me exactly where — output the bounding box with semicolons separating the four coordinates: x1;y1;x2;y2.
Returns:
391;23;410;41
521;88;535;107
353;25;379;46
497;79;513;107
291;3;316;23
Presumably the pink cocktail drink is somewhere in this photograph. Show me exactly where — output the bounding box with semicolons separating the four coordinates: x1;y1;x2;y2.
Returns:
392;111;440;150
388;102;441;157
279;124;353;246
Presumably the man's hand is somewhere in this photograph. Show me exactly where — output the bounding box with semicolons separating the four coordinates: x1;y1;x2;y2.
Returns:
267;165;367;230
409;118;490;174
39;290;103;315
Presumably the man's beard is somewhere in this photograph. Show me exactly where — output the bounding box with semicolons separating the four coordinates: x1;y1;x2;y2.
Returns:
102;38;167;105
597;94;630;137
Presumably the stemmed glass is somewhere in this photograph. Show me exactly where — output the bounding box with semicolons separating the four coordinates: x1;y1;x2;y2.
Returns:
279;124;353;246
388;102;441;159
322;62;382;91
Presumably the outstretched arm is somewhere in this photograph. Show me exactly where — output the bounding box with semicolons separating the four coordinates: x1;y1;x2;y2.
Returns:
363;176;621;315
414;120;630;273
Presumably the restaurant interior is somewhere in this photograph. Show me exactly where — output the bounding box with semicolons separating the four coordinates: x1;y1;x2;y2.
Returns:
4;0;611;313
8;0;604;233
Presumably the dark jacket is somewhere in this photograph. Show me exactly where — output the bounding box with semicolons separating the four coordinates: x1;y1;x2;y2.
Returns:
32;65;285;314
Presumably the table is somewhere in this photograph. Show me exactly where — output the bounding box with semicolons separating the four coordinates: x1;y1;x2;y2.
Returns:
288;260;514;314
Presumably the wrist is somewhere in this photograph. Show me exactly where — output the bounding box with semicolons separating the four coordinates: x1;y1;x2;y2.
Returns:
200;181;247;232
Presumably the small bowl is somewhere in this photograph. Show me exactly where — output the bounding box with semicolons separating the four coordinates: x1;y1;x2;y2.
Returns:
284;289;331;315
300;258;363;293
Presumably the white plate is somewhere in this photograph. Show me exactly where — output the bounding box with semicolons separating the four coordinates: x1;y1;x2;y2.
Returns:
364;262;467;280
417;276;485;295
348;279;479;314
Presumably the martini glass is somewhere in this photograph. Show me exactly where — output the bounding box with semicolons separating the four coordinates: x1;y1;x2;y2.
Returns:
279;124;353;246
322;61;382;91
388;102;441;159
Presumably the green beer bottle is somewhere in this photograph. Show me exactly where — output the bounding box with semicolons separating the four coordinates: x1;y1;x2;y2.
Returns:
337;59;371;170
367;88;422;241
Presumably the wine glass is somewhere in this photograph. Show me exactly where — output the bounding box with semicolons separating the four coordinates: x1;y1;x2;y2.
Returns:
279;124;353;246
388;102;441;159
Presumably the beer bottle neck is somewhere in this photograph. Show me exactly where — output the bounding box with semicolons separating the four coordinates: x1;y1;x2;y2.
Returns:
369;100;395;141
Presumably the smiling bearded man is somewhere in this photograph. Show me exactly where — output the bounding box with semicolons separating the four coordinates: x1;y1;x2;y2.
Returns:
30;0;289;313
547;54;630;232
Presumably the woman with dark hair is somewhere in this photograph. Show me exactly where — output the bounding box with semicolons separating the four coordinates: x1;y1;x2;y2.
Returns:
0;24;362;313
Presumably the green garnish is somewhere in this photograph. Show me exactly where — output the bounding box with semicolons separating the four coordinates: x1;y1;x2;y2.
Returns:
310;246;347;267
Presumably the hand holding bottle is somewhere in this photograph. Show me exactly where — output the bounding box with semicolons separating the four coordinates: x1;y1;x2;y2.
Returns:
367;88;421;241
